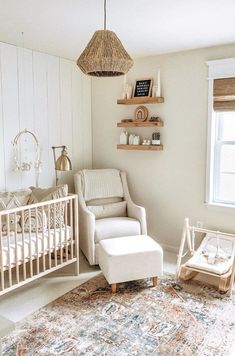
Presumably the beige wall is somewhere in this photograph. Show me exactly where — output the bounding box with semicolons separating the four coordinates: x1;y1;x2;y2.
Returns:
91;43;235;251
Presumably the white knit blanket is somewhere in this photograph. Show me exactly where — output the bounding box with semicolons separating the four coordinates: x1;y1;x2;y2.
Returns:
81;169;124;201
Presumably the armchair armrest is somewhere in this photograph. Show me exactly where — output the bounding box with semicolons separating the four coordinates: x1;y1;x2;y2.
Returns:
120;172;147;235
74;173;96;265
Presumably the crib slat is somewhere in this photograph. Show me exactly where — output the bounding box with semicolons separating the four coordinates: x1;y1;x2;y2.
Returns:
56;202;63;264
14;212;19;284
69;199;74;259
7;214;12;287
41;206;46;272
21;211;26;281
48;207;51;269
65;201;68;262
74;196;79;275
59;201;63;265
53;203;57;267
35;207;40;275
28;209;33;277
0;217;4;291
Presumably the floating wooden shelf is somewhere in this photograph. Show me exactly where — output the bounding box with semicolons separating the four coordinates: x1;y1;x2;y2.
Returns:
117;97;164;105
117;144;163;151
117;121;164;128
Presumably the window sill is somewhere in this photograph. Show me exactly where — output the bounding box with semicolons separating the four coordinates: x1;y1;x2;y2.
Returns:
205;202;235;213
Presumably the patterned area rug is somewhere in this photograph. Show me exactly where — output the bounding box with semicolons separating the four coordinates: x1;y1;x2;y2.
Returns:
2;274;235;355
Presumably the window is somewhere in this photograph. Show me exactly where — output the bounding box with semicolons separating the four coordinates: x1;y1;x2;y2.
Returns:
206;59;235;209
212;111;235;205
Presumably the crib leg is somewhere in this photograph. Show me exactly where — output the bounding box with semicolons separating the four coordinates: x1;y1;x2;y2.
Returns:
75;258;79;276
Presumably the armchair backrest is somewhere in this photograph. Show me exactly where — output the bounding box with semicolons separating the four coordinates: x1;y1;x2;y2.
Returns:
78;169;124;202
74;169;127;220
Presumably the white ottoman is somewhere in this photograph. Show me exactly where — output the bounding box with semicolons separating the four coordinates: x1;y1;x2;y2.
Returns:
98;235;163;293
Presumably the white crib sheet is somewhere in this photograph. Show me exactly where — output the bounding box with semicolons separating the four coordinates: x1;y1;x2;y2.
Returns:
0;226;72;268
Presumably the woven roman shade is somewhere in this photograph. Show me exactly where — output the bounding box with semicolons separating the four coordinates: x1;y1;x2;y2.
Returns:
214;77;235;111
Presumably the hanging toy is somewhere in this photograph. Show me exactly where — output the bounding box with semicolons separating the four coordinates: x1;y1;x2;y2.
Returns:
12;129;42;186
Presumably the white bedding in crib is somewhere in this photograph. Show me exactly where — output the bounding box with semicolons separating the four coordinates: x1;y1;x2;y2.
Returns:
0;226;72;268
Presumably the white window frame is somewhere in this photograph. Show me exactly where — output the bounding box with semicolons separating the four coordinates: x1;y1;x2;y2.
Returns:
206;58;235;211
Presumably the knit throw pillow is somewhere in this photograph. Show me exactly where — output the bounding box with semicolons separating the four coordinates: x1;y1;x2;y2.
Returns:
28;185;68;228
0;189;32;233
87;201;127;220
22;208;48;233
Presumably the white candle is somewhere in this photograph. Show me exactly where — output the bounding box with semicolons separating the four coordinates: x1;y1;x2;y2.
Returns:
123;74;127;85
157;69;161;97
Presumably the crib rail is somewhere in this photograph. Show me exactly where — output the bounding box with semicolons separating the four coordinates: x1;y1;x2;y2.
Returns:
0;194;79;296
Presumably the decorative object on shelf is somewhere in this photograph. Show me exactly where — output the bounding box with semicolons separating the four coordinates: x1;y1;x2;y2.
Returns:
122;75;133;99
134;106;149;122
149;116;162;123
133;79;152;97
133;136;140;145
122;84;133;99
121;119;133;123
128;133;135;145
157;69;161;97
151;85;157;97
151;70;161;97
127;84;133;99
142;139;151;146
152;132;161;145
122;83;128;99
77;0;133;77
119;131;128;145
52;146;72;185
12;129;42;187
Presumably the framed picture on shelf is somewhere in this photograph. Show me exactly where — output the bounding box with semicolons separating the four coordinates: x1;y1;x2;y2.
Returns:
133;79;153;98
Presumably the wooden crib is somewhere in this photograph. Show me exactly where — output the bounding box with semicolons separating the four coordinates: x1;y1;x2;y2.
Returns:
0;194;79;296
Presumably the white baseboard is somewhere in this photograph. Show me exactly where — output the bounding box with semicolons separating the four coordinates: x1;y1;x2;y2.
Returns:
161;243;178;254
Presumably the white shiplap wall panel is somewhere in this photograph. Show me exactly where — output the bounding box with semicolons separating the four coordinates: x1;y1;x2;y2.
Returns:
47;55;61;186
59;58;74;188
18;48;34;131
1;43;20;190
18;47;35;187
72;64;83;171
59;59;73;150
0;46;5;190
33;51;50;188
0;42;92;191
81;74;92;168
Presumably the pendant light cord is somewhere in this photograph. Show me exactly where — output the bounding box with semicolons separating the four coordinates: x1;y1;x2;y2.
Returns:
104;0;107;30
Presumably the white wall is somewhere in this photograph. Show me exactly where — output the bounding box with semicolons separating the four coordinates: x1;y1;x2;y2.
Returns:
92;43;235;250
0;42;92;192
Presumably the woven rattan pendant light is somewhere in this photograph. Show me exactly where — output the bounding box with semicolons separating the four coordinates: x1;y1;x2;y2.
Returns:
77;0;133;77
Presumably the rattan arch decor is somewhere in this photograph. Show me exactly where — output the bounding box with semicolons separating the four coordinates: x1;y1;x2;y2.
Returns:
77;30;133;77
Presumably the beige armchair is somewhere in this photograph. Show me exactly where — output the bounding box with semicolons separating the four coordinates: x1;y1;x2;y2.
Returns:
74;169;147;265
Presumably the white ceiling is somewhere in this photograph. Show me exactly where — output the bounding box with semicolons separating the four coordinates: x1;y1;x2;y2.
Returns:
0;0;235;60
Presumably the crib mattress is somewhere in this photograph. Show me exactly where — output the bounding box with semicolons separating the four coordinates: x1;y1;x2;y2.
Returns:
0;226;72;268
